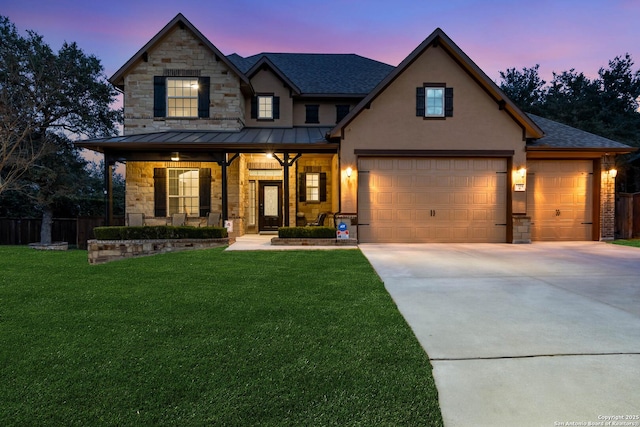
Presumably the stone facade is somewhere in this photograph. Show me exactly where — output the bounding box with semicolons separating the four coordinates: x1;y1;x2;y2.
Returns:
87;238;232;265
512;215;532;244
123;25;245;134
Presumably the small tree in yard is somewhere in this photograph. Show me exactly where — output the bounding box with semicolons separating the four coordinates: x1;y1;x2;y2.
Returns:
0;16;121;244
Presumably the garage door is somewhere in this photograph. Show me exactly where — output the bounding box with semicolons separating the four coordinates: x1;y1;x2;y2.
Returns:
526;160;593;241
358;158;507;243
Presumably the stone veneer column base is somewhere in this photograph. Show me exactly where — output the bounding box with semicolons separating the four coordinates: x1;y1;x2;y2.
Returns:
512;216;531;244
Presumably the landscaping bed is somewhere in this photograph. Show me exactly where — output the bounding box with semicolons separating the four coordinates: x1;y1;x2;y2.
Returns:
89;225;230;264
272;226;356;246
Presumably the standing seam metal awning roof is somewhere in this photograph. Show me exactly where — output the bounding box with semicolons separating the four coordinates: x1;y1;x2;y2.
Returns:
75;127;337;153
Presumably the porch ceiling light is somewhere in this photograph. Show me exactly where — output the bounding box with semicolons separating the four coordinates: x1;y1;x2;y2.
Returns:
265;152;273;159
171;151;180;161
609;168;618;178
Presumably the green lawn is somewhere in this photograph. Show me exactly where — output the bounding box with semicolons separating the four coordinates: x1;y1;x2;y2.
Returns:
0;247;443;426
611;239;640;248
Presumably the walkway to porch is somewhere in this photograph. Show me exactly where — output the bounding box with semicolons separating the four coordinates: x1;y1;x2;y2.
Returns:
226;234;358;251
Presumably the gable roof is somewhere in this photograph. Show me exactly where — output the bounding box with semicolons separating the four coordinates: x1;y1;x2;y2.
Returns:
227;53;394;96
109;13;250;91
527;114;635;152
330;28;544;140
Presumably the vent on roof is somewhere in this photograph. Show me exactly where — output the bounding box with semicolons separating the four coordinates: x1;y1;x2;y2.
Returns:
163;69;201;77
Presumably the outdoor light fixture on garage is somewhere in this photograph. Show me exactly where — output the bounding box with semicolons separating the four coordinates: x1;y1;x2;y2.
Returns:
346;167;353;178
608;168;618;178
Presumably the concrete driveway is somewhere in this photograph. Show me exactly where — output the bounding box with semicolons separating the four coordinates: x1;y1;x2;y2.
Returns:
360;242;640;427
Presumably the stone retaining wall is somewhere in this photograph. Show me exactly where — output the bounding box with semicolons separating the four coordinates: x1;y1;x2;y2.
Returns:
87;238;233;264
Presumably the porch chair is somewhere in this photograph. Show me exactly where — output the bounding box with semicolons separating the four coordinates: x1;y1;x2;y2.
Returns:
306;212;327;227
127;213;145;227
207;211;222;227
171;212;186;226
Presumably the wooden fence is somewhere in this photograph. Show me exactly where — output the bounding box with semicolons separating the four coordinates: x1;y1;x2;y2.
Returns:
0;217;124;249
616;193;640;239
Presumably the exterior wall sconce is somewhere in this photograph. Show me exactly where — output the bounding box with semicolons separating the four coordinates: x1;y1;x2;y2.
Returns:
346;167;353;178
608;168;618;178
171;152;180;161
518;167;526;178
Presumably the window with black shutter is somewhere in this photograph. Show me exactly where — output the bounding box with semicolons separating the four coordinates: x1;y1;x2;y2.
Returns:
336;104;350;123
299;172;327;202
305;105;319;124
153;76;210;118
416;84;453;118
251;94;280;120
154;168;211;217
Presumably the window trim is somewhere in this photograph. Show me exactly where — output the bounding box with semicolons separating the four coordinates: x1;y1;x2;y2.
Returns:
305;172;321;202
167;168;200;216
425;87;445;118
305;104;320;124
166;77;200;118
257;95;274;120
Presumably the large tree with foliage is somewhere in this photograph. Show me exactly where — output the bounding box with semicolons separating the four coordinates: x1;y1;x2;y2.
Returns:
0;16;121;243
499;54;640;146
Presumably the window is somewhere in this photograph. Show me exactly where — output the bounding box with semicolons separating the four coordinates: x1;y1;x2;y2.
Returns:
153;76;210;118
425;88;444;117
251;95;280;120
416;85;453;118
168;169;199;216
305;105;319;123
257;95;273;119
336;104;350;123
305;173;320;202
298;172;327;203
167;78;199;117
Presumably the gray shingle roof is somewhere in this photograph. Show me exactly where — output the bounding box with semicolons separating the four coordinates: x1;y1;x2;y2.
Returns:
227;53;394;95
527;113;632;150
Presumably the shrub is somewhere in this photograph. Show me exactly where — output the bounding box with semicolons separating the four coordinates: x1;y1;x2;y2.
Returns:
94;226;228;240
278;226;337;239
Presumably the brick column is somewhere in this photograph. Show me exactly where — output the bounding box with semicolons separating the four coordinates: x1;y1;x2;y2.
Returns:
600;159;617;240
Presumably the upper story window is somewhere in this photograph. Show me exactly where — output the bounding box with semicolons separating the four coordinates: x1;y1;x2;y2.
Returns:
257;95;273;119
416;84;453;118
153;75;210;119
425;88;444;117
305;105;319;124
167;78;199;117
251;94;280;120
336;105;350;123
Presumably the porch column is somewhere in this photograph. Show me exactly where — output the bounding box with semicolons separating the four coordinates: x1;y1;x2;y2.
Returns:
221;159;228;222
103;155;114;226
283;152;290;227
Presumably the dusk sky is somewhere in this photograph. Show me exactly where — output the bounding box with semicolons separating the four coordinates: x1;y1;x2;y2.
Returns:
3;0;640;87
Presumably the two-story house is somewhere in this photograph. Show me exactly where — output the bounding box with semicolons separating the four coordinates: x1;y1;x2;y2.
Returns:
77;13;635;243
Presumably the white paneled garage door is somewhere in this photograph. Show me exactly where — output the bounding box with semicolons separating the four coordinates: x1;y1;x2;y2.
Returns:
527;160;593;241
358;157;507;243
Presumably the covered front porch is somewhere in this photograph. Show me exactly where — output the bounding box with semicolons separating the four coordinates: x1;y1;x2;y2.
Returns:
76;128;341;236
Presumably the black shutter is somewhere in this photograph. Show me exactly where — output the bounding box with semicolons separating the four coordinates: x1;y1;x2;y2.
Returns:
306;105;319;124
250;96;257;119
198;77;210;118
154;76;166;117
445;87;454;117
299;173;306;202
199;168;211;217
154;168;167;217
320;172;327;202
416;87;425;117
336;105;349;123
273;96;280;119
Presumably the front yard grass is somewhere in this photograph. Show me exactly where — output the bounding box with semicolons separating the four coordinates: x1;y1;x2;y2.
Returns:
611;239;640;248
0;247;443;426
